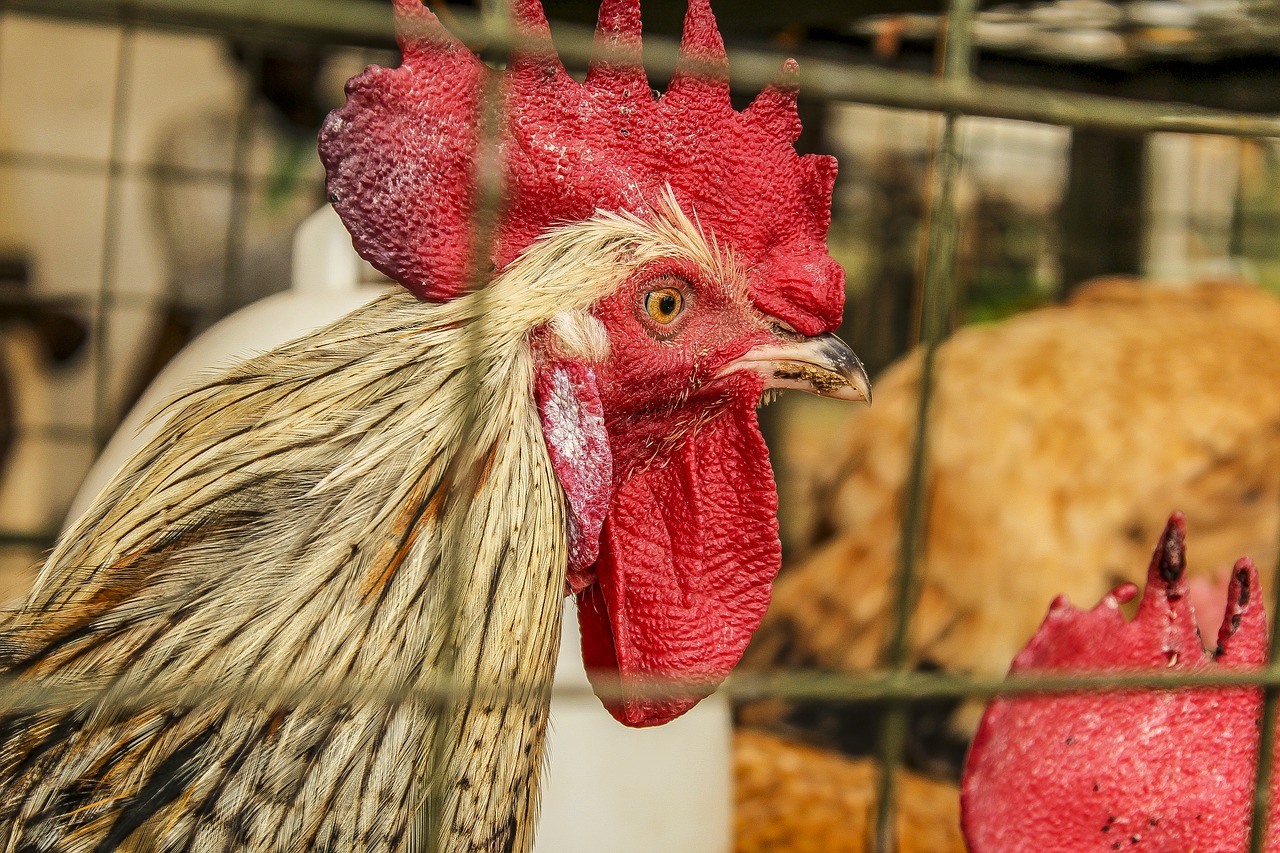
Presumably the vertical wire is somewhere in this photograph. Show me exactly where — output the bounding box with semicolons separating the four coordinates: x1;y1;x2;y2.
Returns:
871;0;975;849
1228;136;1247;266
91;20;137;450
1247;488;1280;850
414;1;512;849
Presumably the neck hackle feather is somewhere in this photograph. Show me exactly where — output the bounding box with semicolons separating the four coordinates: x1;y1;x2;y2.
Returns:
0;211;725;851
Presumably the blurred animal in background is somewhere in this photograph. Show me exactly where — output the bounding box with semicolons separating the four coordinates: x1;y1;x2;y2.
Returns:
735;728;966;853
744;278;1280;774
963;513;1278;852
0;0;869;850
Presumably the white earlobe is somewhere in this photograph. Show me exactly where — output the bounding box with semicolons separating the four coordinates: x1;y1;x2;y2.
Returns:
549;310;610;364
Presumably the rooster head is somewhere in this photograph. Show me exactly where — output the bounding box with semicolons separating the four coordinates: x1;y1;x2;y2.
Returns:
319;0;868;727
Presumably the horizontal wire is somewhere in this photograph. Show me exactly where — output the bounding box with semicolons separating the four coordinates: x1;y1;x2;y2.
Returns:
2;0;397;47
0;150;325;190
5;0;1280;138
2;665;1280;718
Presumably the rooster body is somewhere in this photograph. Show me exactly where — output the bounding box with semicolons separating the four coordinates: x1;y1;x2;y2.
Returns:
0;276;570;849
0;0;869;847
0;207;863;850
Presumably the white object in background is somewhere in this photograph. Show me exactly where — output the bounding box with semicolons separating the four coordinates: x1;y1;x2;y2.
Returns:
68;205;389;519
67;205;733;853
537;611;731;853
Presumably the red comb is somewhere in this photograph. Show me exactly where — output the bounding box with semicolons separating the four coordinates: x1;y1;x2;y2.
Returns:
318;0;843;335
962;513;1279;852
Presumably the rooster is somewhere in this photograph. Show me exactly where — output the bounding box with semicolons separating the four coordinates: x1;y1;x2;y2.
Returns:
0;0;868;850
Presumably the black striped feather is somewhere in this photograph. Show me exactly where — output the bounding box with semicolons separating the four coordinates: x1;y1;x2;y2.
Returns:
0;208;721;852
0;289;566;852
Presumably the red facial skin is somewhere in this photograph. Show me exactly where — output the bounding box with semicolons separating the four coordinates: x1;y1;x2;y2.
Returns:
570;262;793;726
590;262;777;467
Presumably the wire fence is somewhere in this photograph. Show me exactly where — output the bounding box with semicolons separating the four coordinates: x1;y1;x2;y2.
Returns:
1;0;1279;851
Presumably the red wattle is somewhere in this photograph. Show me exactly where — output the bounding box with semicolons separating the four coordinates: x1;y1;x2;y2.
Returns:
534;361;612;593
577;395;779;727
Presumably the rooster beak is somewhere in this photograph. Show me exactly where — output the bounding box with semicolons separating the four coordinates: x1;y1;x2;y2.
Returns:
722;333;872;404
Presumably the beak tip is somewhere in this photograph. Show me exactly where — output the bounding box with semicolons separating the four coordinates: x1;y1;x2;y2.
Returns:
844;352;873;406
730;331;872;404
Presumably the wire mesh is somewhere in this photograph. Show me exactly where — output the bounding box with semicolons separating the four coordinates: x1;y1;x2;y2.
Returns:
0;0;1279;851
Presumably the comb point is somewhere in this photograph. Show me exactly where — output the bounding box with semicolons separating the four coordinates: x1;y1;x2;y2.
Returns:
679;0;727;67
392;0;450;56
587;0;646;88
746;59;802;142
508;0;567;79
511;0;551;34
1215;556;1267;665
669;0;729;98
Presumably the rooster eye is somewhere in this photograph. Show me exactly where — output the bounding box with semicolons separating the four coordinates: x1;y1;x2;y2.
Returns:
643;287;684;325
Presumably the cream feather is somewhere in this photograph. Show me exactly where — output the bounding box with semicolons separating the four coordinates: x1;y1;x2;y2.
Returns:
0;200;724;853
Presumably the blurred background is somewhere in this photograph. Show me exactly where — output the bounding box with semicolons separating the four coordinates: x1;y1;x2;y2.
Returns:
1;0;1279;849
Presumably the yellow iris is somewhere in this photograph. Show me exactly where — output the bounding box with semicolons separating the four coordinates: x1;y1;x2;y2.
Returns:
644;287;684;324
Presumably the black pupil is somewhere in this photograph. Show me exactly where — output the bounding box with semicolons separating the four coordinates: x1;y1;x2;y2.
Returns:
657;293;677;316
